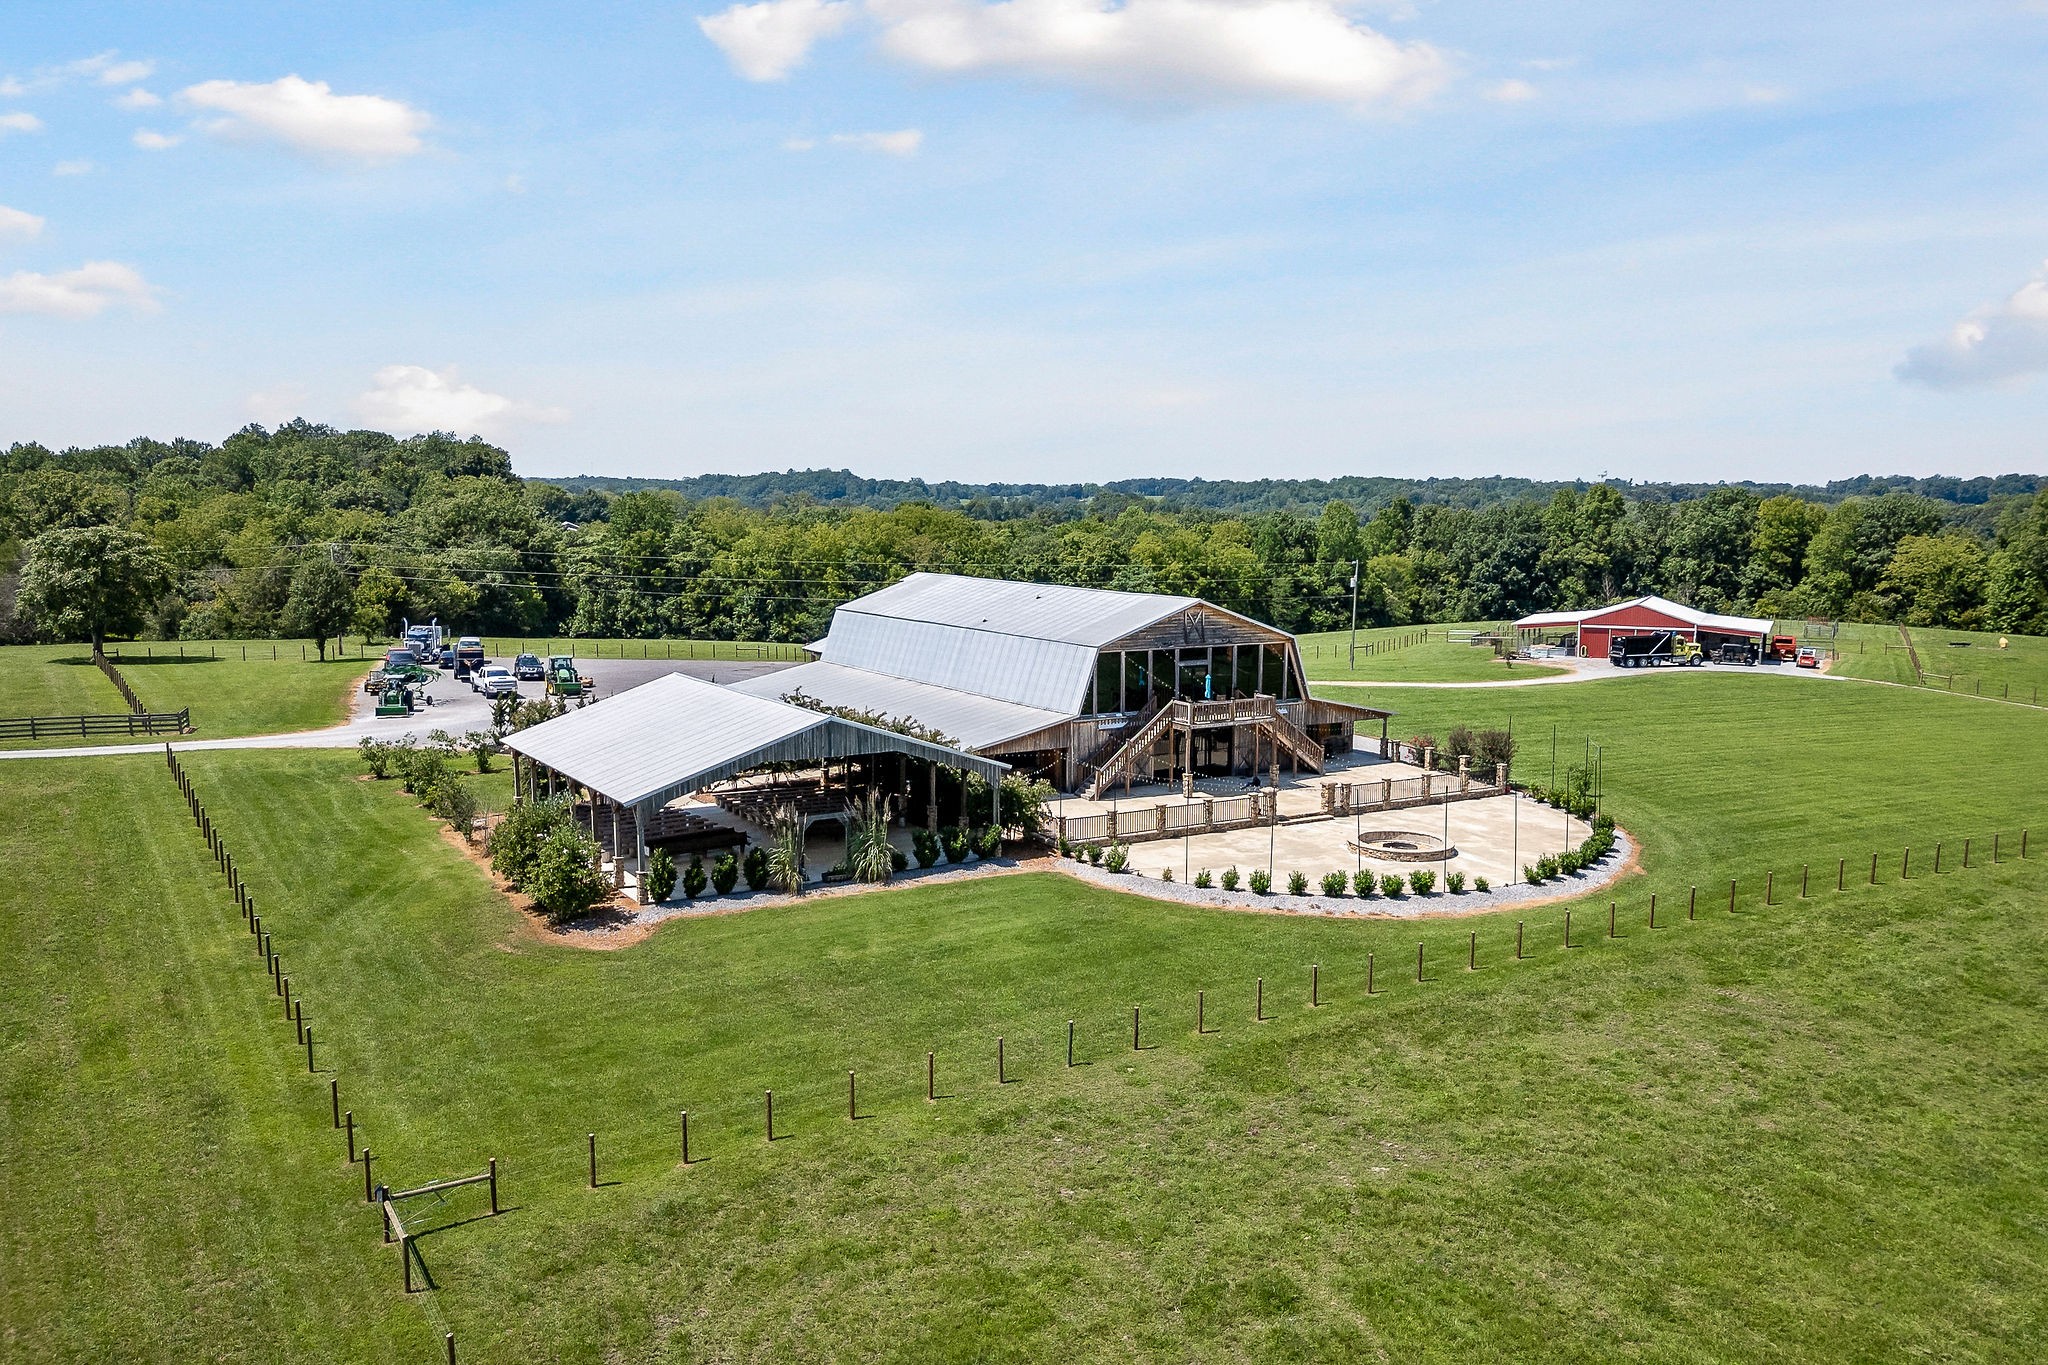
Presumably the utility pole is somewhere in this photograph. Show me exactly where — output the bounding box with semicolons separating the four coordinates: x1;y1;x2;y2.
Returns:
1347;561;1360;671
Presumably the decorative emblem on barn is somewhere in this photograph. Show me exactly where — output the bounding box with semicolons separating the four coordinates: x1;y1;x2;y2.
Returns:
1175;610;1213;644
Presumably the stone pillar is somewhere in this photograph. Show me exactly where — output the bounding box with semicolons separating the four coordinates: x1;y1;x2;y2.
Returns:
1422;771;1433;799
1054;814;1067;846
1182;770;1194;799
1155;806;1167;836
1495;762;1509;791
1423;746;1436;775
1458;755;1470;793
1106;809;1119;840
1380;778;1392;806
1201;795;1214;830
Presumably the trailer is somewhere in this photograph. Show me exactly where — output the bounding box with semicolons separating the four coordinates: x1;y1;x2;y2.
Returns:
1609;630;1704;668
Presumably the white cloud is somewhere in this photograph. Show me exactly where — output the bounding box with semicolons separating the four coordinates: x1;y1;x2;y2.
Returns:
700;0;856;80
0;78;24;98
52;159;94;176
0;261;158;318
1897;261;2048;389
133;129;183;150
115;87;162;109
704;0;1448;107
0;205;44;240
355;365;567;436
94;59;155;86
178;75;430;162
1487;78;1538;102
0;111;43;135
787;128;925;155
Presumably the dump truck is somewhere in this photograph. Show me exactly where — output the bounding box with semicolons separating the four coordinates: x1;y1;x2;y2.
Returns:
546;655;584;698
1768;634;1799;662
1608;631;1705;668
454;635;486;680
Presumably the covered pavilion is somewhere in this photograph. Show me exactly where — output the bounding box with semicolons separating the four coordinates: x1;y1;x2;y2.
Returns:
501;673;1009;898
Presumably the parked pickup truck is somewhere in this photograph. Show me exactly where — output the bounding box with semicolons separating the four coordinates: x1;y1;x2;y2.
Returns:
1609;631;1705;668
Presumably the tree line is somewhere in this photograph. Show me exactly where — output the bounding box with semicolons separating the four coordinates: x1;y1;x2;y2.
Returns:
3;420;2045;649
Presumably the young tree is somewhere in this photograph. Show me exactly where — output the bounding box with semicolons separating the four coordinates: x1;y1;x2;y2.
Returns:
16;525;170;651
282;554;353;659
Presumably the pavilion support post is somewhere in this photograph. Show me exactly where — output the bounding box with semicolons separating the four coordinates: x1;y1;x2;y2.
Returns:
927;762;939;834
635;805;648;903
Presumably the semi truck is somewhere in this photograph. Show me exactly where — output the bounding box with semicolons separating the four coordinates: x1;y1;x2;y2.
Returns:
1608;630;1704;668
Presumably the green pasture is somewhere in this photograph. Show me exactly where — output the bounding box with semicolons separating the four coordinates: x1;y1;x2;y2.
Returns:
1295;623;1566;684
5;672;2048;1360
0;641;366;746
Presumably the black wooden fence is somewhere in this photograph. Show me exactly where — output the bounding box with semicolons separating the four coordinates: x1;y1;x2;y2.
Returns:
0;709;191;741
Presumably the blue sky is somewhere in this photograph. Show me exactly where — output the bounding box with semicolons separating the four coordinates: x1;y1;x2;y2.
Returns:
1;0;2045;484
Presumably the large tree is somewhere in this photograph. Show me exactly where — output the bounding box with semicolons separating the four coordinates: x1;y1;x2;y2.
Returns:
16;525;171;652
281;554;354;659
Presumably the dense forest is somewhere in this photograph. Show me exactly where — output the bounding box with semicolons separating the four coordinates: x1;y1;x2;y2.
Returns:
4;421;2046;646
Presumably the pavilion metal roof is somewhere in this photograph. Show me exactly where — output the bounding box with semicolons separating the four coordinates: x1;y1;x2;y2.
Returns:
814;572;1208;714
726;661;1073;752
501;672;1008;811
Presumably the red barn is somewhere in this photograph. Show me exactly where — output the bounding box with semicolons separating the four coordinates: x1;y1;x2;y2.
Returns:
1514;595;1773;659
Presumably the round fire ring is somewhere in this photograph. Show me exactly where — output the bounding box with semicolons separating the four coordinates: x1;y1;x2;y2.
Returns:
1347;830;1456;862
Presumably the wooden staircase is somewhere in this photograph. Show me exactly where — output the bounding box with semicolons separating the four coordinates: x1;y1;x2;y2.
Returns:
1079;695;1324;799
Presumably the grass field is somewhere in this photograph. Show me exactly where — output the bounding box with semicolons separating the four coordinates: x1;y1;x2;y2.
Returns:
0;642;367;746
1815;622;2048;705
6;672;2048;1360
1296;624;1567;684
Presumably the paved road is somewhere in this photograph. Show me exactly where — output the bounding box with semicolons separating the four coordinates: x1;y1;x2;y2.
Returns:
0;655;798;761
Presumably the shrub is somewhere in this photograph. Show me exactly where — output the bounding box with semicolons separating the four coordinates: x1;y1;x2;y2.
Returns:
646;848;679;902
682;854;708;900
1380;873;1405;898
1593;812;1616;836
1473;875;1490;892
1159;867;1174;881
846;793;895;884
460;730;497;774
972;825;1003;858
711;853;738;895
526;828;608;923
1248;868;1272;894
357;736;391;778
490;693;519;734
1446;725;1476;764
1472;727;1516;777
1194;869;1213;888
1287;870;1309;895
891;847;908;872
1406;733;1439;766
1055;835;1070;858
1537;853;1562;879
1321;871;1348;897
1103;844;1129;873
1220;866;1240;891
912;827;942;869
488;796;572;886
1446;870;1466;893
766;805;806;894
1353;869;1376;897
429;778;479;842
1408;869;1436;895
1085;843;1103;867
398;747;448;798
1523;864;1542;884
940;825;970;864
743;845;770;891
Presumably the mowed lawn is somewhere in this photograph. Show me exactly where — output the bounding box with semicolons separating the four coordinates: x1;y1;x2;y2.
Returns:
0;642;366;746
5;674;2048;1360
1297;624;1567;684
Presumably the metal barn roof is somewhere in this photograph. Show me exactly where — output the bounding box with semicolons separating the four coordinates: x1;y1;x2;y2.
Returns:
814;572;1207;714
726;661;1072;752
1514;595;1772;638
501;672;1007;810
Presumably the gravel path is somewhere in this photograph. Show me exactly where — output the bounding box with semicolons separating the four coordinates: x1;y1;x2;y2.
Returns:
1050;829;1636;919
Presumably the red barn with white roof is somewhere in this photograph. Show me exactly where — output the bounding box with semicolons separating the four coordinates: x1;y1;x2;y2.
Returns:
1514;595;1773;657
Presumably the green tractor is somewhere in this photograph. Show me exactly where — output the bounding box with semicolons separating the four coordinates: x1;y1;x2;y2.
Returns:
546;655;584;698
375;674;417;717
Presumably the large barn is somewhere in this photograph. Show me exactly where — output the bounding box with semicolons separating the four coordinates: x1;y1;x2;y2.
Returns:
1514;594;1773;658
726;572;1387;795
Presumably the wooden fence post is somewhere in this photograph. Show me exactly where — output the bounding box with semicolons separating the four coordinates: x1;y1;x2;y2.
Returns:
1688;886;1696;919
1417;942;1425;982
304;1027;314;1072
1468;932;1476;970
1515;922;1523;959
363;1149;373;1202
346;1111;356;1162
849;1071;857;1120
1564;911;1573;948
1801;865;1808;899
1367;953;1376;995
1608;901;1616;938
1312;963;1321;1005
1765;872;1774;906
488;1158;498;1214
680;1111;691;1164
331;1078;339;1128
589;1132;598;1185
1068;1019;1076;1063
1838;858;1845;891
1728;879;1737;913
927;1052;935;1102
1255;976;1265;1021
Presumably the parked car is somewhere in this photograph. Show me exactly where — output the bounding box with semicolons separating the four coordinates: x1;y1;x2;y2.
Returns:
476;665;520;699
1795;646;1823;669
437;644;457;668
513;652;544;681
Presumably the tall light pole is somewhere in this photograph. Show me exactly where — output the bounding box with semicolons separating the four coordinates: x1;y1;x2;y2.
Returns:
1347;560;1361;671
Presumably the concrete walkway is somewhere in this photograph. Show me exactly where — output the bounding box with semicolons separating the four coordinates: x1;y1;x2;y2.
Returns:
0;656;796;761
